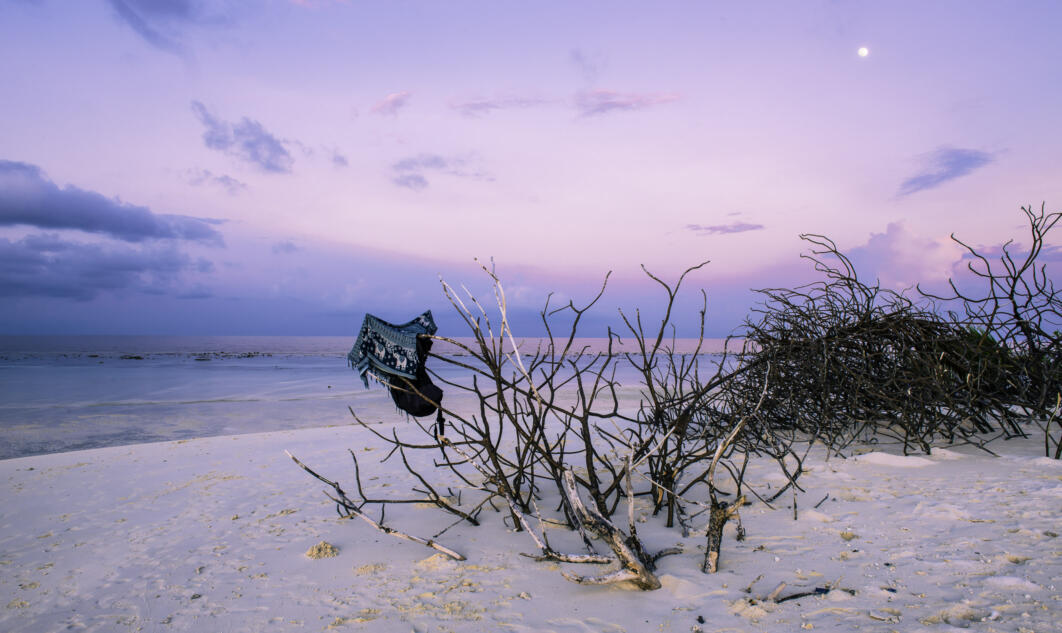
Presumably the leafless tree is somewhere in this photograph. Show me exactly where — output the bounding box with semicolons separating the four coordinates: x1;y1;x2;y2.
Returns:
729;233;1034;456
290;261;788;588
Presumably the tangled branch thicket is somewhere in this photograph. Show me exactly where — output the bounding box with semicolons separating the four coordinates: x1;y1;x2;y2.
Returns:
290;203;1061;590
732;204;1060;459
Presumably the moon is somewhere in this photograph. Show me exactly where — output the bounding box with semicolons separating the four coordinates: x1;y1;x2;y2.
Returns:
858;47;869;57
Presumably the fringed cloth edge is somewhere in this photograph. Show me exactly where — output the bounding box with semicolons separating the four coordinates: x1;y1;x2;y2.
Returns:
347;310;438;388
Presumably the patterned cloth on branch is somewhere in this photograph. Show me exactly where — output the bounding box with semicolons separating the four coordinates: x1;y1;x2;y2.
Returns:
348;310;438;387
348;311;443;420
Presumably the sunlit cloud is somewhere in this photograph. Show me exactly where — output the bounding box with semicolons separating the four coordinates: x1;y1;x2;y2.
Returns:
846;222;964;289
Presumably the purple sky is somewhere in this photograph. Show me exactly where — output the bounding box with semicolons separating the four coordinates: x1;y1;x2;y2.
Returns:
1;1;1060;336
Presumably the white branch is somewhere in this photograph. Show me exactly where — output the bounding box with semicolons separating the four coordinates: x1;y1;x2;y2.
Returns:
328;493;466;561
286;450;465;561
562;568;640;585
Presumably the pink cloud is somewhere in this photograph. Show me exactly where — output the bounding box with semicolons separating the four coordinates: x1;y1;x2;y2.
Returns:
371;91;412;116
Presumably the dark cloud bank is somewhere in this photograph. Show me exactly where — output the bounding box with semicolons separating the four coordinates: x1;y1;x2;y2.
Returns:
0;234;192;300
0;160;221;302
0;160;222;244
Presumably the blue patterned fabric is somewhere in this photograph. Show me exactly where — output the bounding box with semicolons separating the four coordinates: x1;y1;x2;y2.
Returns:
348;311;438;388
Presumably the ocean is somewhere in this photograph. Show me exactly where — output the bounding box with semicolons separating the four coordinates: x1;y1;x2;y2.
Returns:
0;335;731;460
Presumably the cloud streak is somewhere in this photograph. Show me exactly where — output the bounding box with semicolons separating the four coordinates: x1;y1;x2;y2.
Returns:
575;89;680;117
393;154;448;172
186;168;247;195
570;48;605;84
107;0;228;56
1042;245;1062;262
897;147;994;197
450;96;549;118
686;222;765;235
390;153;493;191
108;0;188;55
0;160;223;244
191;101;295;173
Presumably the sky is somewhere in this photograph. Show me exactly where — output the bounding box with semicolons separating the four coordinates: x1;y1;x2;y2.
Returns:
1;0;1060;337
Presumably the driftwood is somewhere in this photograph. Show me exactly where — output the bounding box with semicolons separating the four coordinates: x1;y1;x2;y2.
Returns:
769;581;856;603
559;469;661;589
744;579;855;605
284;450;465;561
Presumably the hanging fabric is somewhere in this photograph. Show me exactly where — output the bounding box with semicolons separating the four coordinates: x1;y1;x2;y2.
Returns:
348;311;444;420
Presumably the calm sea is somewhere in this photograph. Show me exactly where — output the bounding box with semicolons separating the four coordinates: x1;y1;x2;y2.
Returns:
0;335;730;460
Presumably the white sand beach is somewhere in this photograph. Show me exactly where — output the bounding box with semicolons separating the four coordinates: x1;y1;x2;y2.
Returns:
2;420;1059;633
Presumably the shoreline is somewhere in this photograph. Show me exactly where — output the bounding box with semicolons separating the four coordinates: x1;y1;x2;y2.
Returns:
0;335;736;357
0;340;725;461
